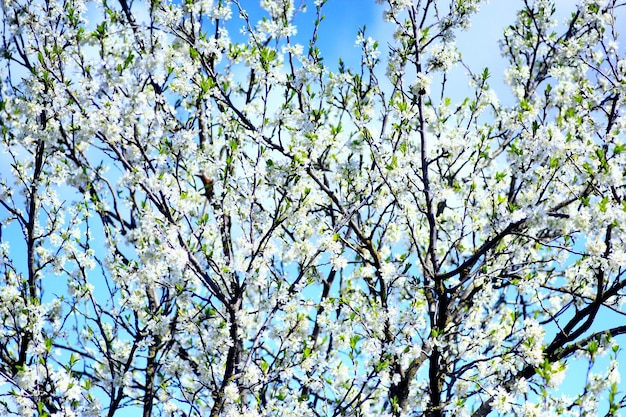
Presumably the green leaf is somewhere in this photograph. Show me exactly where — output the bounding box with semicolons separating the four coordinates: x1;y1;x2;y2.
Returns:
532;120;539;134
549;157;559;168
350;334;360;350
580;196;590;207
520;99;531;111
303;346;312;359
599;196;609;212
385;155;398;170
199;76;214;95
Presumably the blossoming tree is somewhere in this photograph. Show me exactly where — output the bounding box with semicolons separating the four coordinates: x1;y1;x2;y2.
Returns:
1;0;626;415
